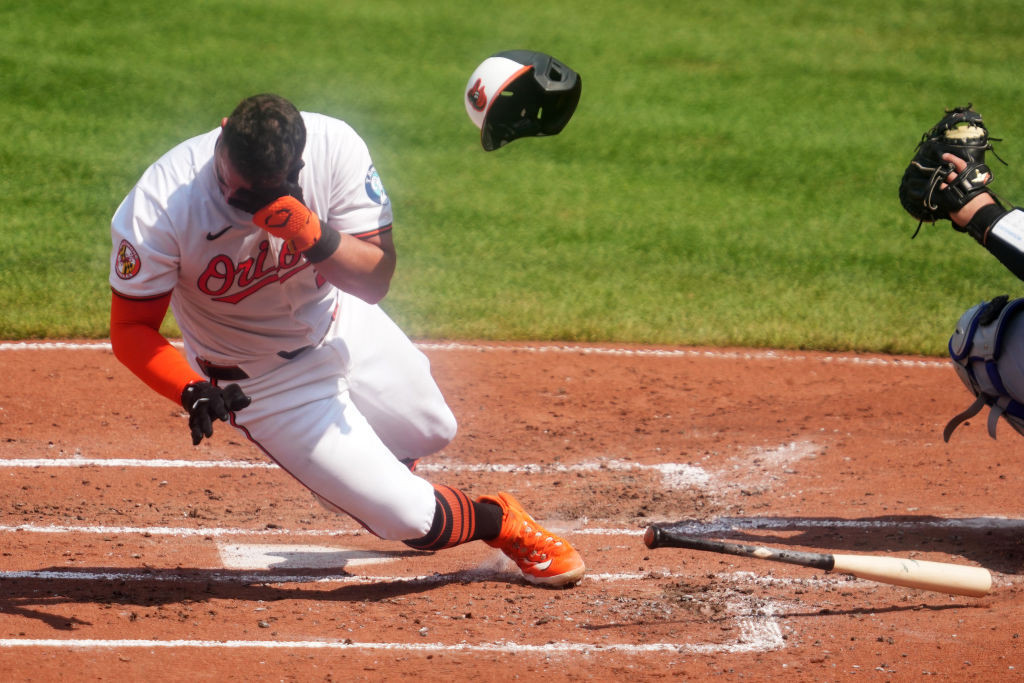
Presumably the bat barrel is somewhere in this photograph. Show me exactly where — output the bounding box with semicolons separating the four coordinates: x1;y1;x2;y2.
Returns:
644;525;993;598
831;554;992;598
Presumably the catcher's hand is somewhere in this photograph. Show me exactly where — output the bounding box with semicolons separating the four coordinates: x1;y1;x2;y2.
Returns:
181;381;252;445
898;104;1002;233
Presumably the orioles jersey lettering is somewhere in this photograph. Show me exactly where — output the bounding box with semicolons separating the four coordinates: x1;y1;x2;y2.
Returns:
197;241;326;304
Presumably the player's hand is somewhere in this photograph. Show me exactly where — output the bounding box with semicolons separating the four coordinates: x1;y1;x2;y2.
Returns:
898;104;998;233
231;182;340;261
940;152;999;232
180;381;252;446
251;195;324;252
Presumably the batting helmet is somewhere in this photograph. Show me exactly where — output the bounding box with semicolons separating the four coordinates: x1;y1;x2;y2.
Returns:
464;50;582;151
945;294;1024;441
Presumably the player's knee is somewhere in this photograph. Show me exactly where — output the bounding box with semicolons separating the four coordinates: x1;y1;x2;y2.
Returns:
425;406;458;452
405;405;457;457
314;475;436;541
371;498;436;541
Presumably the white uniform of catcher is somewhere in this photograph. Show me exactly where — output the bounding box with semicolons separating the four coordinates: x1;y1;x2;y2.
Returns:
110;112;453;539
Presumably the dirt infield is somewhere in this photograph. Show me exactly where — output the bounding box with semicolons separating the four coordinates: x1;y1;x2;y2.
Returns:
0;341;1021;681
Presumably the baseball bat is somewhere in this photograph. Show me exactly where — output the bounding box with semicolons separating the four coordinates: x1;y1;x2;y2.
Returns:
643;525;991;597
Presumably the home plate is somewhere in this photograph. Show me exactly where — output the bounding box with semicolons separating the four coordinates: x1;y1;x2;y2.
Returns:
217;543;398;570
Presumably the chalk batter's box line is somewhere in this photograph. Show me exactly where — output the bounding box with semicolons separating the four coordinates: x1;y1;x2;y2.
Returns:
0;570;786;656
1;514;1018;538
0;455;714;486
0;340;949;368
0;568;789;584
0;630;784;656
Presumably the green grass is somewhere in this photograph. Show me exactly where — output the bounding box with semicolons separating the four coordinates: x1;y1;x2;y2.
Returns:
3;0;1024;353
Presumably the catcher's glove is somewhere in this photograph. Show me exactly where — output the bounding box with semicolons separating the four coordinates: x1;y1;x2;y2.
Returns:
898;104;1003;236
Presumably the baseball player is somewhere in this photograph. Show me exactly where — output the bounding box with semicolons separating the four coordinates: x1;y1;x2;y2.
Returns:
925;153;1024;442
108;93;585;587
899;106;1024;441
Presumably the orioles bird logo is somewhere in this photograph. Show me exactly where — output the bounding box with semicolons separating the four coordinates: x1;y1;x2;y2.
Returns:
263;208;292;230
115;239;141;280
467;78;487;112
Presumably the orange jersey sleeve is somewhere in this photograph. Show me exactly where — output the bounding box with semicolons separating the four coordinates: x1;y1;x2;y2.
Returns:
109;290;205;404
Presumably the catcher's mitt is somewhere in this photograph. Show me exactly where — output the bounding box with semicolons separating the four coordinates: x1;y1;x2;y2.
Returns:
898;104;1003;234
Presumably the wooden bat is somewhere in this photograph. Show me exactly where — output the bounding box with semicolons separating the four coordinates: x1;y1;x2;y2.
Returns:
643;525;992;597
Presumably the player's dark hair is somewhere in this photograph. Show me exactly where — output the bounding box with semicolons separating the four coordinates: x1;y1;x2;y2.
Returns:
221;94;306;187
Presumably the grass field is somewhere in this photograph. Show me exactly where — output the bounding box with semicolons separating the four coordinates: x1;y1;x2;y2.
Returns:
3;1;1024;353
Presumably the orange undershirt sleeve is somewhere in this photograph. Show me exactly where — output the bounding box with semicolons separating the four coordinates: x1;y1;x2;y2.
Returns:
109;290;205;404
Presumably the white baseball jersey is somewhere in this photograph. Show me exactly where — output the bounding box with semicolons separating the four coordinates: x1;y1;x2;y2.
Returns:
109;113;456;541
110;112;392;375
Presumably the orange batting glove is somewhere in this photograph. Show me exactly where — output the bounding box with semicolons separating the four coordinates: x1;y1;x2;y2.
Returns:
253;195;322;252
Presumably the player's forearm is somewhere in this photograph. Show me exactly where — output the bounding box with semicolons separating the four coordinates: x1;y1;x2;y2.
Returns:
250;196;395;303
981;210;1024;282
110;292;205;403
953;205;1024;282
311;231;396;304
949;193;997;230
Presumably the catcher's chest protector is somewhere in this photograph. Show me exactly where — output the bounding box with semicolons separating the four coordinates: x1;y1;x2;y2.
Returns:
946;297;1024;440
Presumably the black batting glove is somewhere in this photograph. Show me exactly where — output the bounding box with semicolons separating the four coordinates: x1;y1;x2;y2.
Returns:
180;381;252;445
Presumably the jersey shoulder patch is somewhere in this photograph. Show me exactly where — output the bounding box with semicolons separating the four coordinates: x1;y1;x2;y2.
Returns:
364;165;388;205
115;239;142;280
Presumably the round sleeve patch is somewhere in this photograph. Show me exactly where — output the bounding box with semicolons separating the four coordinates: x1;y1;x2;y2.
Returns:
364;165;388;205
115;239;142;280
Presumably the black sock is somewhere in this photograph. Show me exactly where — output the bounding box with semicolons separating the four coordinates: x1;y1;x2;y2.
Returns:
403;485;503;550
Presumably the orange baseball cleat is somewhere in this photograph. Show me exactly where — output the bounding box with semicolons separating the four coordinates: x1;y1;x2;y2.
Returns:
478;491;585;587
